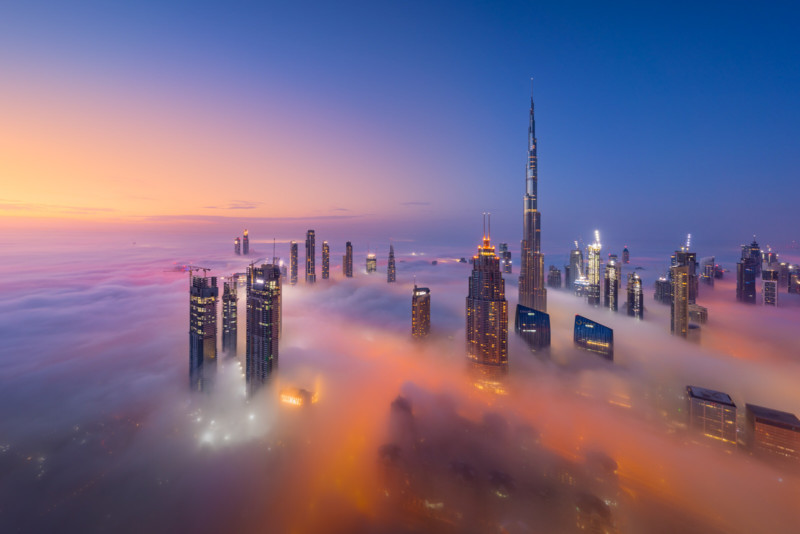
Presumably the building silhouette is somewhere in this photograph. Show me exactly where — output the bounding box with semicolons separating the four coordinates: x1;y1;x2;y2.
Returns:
290;241;298;285
622;246;630;264
322;241;330;280
586;234;602;306
499;243;512;273
736;260;757;303
763;268;778;306
745;404;800;460
412;284;431;338
246;263;281;396
467;222;508;366
686;386;737;446
626;272;643;319
573;315;613;360
700;256;715;287
234;237;241;255
672;249;698;304
189;275;218;392
242;229;249;255
366;251;377;274
222;279;237;355
654;276;671;304
671;264;690;337
343;241;353;277
515;304;550;351
547;265;561;288
388;244;396;283
305;230;316;283
742;238;762;276
566;243;584;291
603;260;620;311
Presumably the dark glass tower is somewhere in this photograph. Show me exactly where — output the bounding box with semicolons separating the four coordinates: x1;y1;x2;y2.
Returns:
411;284;431;338
222;279;237;354
499;243;512;274
603;260;620;311
736;261;757;303
518;91;547;312
547;265;561;288
626;272;644;319
322;241;330;280
388;244;396;283
622;246;630;264
234;237;241;255
290;241;298;285
573;315;613;360
246;264;281;396
366;251;377;273
305;230;316;283
515;304;550;351
189;275;218;392
343;241;353;277
242;229;249;255
671;264;690;337
467;225;508;366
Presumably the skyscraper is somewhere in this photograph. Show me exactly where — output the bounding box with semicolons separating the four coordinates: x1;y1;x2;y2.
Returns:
547;265;561;288
499;243;512;273
322;241;330;280
622;246;630;264
411;284;431;338
222;279;237;355
673;249;698;304
343;241;353;277
246;263;281;396
670;264;690;337
742;238;762;276
603;260;620;311
305;230;316;283
700;256;716;287
736;260;757;303
654;276;672;304
366;251;377;273
387;244;396;283
515;304;551;351
189;275;218;392
467;223;508;366
763;269;778;307
242;229;249;255
567;242;583;291
290;241;298;285
686;386;737;446
586;232;602;306
626;272;644;319
518;92;547;312
573;315;613;360
234;237;241;255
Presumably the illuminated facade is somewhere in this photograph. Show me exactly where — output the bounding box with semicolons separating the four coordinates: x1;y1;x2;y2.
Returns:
290;241;298;285
411;284;431;338
246;264;281;396
762;268;778;307
234;237;241;255
221;279;237;354
343;241;353;277
573;314;613;361
686;386;737;446
242;229;249;255
688;303;708;324
547;265;561;288
622;246;629;264
305;229;316;283
387;244;396;283
366;251;377;273
567;244;584;290
626;272;643;319
603;260;620;311
654;276;671;304
670;264;689;337
673;249;698;304
742;238;762;276
466;228;508;366
518;93;547;312
189;275;218;392
586;235;602;306
322;241;330;280
280;387;318;407
499;242;512;273
515;304;550;351
746;404;800;460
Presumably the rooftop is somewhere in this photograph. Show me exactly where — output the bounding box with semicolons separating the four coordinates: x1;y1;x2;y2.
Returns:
747;404;800;430
687;386;735;407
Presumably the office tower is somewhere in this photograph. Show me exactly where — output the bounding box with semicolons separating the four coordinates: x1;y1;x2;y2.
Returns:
246;263;281;396
547;265;561;288
736;260;757;303
515;304;550;351
189;275;218;392
322;241;330;280
586;232;602;306
742;237;762;276
573;315;613;360
603;260;620;311
222;279;237;355
290;241;298;285
688;303;708;324
622;246;630;264
686;386;737;446
305;230;316;283
761;246;777;270
626;272;643;319
563;265;572;290
242;229;249;255
745;404;800;460
790;270;800;294
566;242;583;290
498;242;512;274
387;244;396;283
700;256;715;287
673;248;698;304
671;264;689;337
411;284;431;338
763;269;778;306
654;276;671;304
518;92;547;312
777;262;790;289
466;223;508;366
234;237;241;255
343;241;353;277
366;251;377;273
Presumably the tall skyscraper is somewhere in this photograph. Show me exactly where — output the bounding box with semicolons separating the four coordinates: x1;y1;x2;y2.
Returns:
547;265;561;288
189;275;218;392
242;229;249;255
622;246;630;264
322;241;330;280
411;284;431;338
742;238;762;276
290;241;298;285
586;232;602;306
234;237;241;255
670;264;690;337
686;386;737;446
499;243;512;273
366;251;377;273
343;241;353;277
673;249;698;304
626;272;644;319
654;276;672;304
467;223;508;366
222;279;237;355
736;260;757;303
566;242;583;291
762;269;778;307
603;260;620;311
387;244;396;283
573;315;613;360
515;304;550;351
246;263;281;396
518;92;547;312
305;230;316;283
700;256;716;287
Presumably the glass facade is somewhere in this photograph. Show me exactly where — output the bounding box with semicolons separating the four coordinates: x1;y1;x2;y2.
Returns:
515;304;550;351
686;386;736;445
573;314;613;361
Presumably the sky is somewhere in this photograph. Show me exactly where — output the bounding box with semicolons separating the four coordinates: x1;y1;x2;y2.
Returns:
1;1;798;255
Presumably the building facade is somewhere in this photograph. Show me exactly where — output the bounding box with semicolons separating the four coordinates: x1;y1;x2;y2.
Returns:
499;242;512;273
189;275;218;392
763;268;778;307
388;244;396;283
343;241;354;277
412;284;431;338
603;260;620;311
246;264;282;396
626;272;643;319
234;237;241;255
670;264;690;337
467;230;508;366
515;304;551;351
290;241;298;285
366;251;377;273
586;238;602;306
746;404;800;460
242;229;249;255
305;230;316;283
686;386;737;446
322;241;330;280
222;279;237;355
573;315;613;360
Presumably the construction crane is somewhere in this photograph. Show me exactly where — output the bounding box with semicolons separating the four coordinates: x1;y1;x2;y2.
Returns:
186;265;212;280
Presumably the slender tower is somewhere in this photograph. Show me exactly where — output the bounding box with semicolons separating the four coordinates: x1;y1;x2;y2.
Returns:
221;278;237;354
189;275;218;392
242;229;249;255
246;264;281;396
290;242;298;285
343;241;353;277
519;85;547;312
412;284;431;338
322;241;330;280
387;243;396;283
305;230;316;283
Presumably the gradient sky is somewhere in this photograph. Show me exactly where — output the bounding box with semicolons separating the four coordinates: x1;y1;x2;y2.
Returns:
1;1;798;253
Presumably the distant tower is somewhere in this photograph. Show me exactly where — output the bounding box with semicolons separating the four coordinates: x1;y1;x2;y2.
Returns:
566;242;584;290
622;246;630;264
673;246;698;304
518;90;547;312
626;272;644;319
412;284;431;338
467;217;508;366
670;264;690;337
654;276;672;304
366;250;377;273
343;241;354;277
736;261;757;303
246;263;281;396
290;241;298;285
743;237;762;276
305;230;316;283
242;229;249;255
499;243;512;273
234;237;241;255
322;241;330;280
762;269;778;307
222;279;237;354
586;231;602;306
700;256;716;287
547;265;561;288
603;260;620;311
387;244;396;283
189;275;218;392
